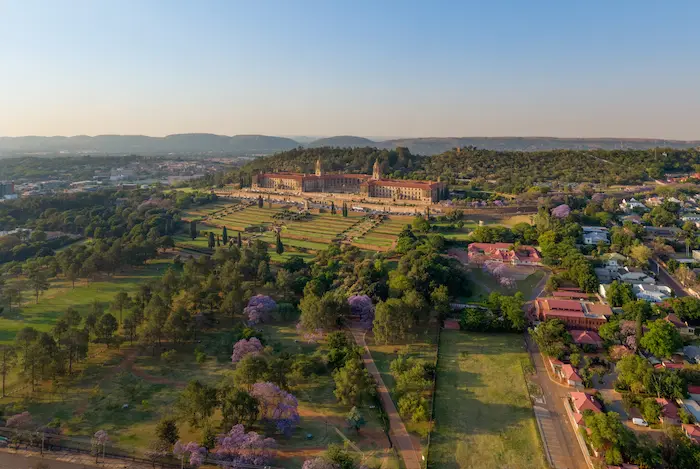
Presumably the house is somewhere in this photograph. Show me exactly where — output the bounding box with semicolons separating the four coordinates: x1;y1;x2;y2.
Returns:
682;424;700;444
582;226;610;245
679;399;700;423
633;284;673;303
664;314;696;337
618;268;655;285
550;359;583;388
684;346;700;365
643;226;681;240
467;243;542;266
619;198;647;213
533;298;610;330
570;330;603;349
655;398;680;426
602;253;626;270
570;391;602;426
620;214;643;225
689;385;700;402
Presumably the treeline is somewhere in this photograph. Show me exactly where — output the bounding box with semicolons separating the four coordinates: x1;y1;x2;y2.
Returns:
0;155;156;182
207;146;700;194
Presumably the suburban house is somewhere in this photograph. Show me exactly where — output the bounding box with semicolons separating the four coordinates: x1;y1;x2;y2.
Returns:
467;243;542;266
549;359;583;388
633;284;673;303
570;330;603;349
655;398;680;426
690;385;700;402
597;266;655;288
620;214;643;224
602;253;626;270
682;424;700;445
664;314;696;337
619;198;647;213
582;226;610;245
643;226;681;240
569;391;602;427
533;298;611;330
679;399;700;423
684;346;700;365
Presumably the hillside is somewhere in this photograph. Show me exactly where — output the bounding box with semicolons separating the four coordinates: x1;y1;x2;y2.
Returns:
0;134;300;156
307;135;376;148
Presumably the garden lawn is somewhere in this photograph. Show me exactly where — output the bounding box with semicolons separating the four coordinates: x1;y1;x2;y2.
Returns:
0;259;173;344
428;331;547;469
464;269;544;302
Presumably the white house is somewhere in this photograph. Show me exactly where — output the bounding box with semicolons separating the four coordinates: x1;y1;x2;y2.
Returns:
633;284;672;303
582;226;610;245
664;314;696;337
619;198;647;212
602;253;626;270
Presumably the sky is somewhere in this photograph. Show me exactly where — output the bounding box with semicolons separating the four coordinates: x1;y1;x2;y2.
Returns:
1;0;699;139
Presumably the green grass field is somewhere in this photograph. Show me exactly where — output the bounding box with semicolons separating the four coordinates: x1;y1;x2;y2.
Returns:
0;259;173;344
462;269;545;303
428;331;547;469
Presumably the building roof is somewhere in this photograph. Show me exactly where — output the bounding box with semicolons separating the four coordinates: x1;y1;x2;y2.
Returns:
688;385;700;395
366;179;440;189
665;313;688;328
561;364;582;382
552;290;589;299
543;299;584;312
682;424;700;444
655;398;679;420
571;392;602;414
584;303;614;317
570;330;603;347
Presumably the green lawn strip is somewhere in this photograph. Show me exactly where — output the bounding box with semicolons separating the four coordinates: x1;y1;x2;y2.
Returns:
428;331;547;469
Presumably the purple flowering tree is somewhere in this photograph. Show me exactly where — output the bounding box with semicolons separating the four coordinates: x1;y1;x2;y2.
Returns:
231;337;264;363
348;295;375;330
5;412;32;429
302;458;339;469
174;440;206;468
250;382;300;437
499;277;516;289
213;424;277;466
244;295;277;325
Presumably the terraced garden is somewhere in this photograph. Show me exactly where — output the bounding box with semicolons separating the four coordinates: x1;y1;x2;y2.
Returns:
352;216;410;250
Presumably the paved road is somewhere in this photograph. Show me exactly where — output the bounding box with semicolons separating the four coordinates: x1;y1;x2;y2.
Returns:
650;257;688;297
350;329;422;469
526;338;587;469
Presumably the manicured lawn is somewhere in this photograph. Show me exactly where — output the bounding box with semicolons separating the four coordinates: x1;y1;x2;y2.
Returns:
0;259;173;344
428;331;547;469
464;269;545;302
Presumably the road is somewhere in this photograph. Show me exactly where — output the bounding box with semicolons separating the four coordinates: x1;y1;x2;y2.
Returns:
350;328;422;469
526;338;588;469
0;451;96;469
650;257;688;297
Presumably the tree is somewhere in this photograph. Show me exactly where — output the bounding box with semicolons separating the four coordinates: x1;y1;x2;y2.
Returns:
176;380;218;428
231;337;263;363
222;226;228;244
155;418;180;446
373;298;411;344
675;264;697;287
237;232;242;248
208;232;215;249
66;262;80;288
640;398;662;424
299;291;348;332
330;201;336;215
250;382;300;436
0;345;16;397
629;244;652;267
219;387;260;429
26;267;49;304
582;411;633;465
96;313;118;345
500;292;526;331
411;216;430;233
275;232;284;255
333;356;373;406
346;406;365;433
640;319;682;358
616;354;652;393
190;221;197;240
233;354;270;390
607;281;635;307
111;290;131;325
529;319;571;358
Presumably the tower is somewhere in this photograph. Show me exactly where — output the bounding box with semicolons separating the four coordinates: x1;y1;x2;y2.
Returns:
372;159;381;180
315;158;323;177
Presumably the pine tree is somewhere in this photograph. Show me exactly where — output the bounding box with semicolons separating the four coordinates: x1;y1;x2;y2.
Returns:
208;232;215;249
275;232;284;255
190;221;197;240
222;226;228;244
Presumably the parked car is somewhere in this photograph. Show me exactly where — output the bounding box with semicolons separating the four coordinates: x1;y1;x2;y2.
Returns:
632;418;649;427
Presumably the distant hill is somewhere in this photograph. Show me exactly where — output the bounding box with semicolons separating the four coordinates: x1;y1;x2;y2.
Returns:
0;134;300;156
1;134;698;157
307;136;376;148
375;137;700;154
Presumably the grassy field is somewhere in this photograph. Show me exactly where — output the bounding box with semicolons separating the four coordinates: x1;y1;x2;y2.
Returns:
428;331;547;469
0;259;173;344
461;269;545;303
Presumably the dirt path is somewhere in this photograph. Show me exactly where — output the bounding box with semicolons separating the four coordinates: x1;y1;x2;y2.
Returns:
350;328;422;469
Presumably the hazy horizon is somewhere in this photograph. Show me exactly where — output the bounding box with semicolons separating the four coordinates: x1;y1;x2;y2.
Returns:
2;1;700;139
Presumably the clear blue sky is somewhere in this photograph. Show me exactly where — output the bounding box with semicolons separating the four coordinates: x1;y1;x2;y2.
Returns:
1;0;699;139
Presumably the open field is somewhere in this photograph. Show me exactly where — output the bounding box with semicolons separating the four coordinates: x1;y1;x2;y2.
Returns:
463;268;545;303
0;259;173;344
428;331;547;469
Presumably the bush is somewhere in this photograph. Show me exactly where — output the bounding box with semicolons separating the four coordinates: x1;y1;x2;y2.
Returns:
194;349;207;364
397;392;428;423
161;349;177;363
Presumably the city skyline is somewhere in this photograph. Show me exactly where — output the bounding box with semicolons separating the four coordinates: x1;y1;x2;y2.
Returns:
2;0;700;139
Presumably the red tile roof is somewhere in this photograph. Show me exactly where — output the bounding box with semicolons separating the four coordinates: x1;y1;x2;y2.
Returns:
570;330;603;347
683;424;700;444
688;385;700;394
545;299;584;312
571;392;602;414
562;364;582;382
665;313;688;328
656;398;679;420
553;290;589;299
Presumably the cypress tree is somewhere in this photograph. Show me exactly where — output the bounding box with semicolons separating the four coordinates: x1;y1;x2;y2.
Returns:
331;201;336;215
276;232;284;255
222;226;228;244
258;196;263;208
237;232;242;248
190;221;197;240
208;232;215;249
